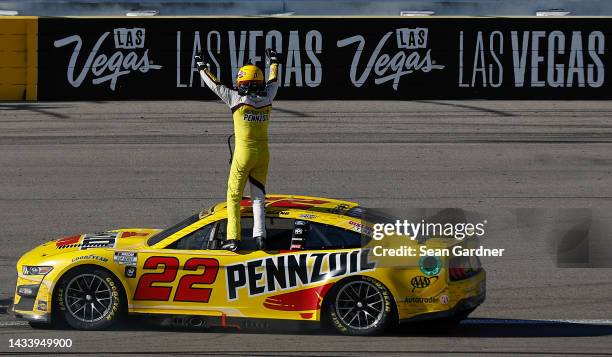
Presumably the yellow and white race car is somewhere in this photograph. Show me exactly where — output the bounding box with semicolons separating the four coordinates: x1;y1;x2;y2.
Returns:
13;195;485;335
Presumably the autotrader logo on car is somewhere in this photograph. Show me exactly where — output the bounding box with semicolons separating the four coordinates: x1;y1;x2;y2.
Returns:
53;27;162;91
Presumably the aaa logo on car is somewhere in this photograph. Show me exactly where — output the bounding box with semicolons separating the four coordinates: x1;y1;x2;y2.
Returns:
410;275;438;292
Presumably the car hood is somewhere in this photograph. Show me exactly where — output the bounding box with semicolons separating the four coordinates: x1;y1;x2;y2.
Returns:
23;228;161;261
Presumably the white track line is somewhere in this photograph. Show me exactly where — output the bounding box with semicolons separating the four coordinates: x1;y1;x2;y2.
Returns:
464;318;612;325
0;321;29;326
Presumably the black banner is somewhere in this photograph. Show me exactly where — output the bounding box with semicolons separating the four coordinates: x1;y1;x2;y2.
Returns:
38;17;610;100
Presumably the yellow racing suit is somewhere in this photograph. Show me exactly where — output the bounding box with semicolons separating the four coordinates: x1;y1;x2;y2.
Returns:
200;64;279;240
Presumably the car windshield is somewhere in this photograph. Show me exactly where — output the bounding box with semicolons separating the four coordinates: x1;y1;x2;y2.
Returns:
147;209;211;246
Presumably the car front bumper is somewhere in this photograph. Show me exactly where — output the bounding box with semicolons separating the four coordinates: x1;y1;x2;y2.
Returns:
13;274;53;323
14;309;50;323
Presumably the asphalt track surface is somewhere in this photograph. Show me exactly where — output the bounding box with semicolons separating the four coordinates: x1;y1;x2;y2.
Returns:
0;100;611;356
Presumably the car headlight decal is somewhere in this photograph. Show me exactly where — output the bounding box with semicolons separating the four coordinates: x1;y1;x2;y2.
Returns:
22;266;53;276
17;284;39;297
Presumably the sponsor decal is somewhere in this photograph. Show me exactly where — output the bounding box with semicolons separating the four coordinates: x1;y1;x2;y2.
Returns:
71;254;109;263
120;231;149;238
410;275;438;293
419;255;442;276
439;294;449;305
458;30;605;89
403;296;437;304
337;27;445;90
56;232;118;250
80;232;119;250
299;214;317;219
55;235;81;248
53;27;162;91
125;266;137;279
348;220;373;236
290;220;308;250
39;18;612;100
37;300;48;311
57;288;65;311
176;29;323;88
226;249;376;300
243;111;269;122
105;277;120;320
114;251;138;265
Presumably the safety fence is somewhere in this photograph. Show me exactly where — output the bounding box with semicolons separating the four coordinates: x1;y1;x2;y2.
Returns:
1;16;611;100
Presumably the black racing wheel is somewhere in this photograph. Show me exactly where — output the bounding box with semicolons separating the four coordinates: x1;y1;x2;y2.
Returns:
325;276;396;336
54;266;125;330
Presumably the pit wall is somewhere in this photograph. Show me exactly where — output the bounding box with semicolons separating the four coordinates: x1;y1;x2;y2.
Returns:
1;16;611;100
0;17;37;101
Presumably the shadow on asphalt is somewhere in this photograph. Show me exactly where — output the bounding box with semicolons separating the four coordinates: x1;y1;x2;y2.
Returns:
0;104;72;119
37;317;610;338
393;318;612;338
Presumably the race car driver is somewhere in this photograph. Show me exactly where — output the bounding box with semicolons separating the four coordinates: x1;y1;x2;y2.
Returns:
195;49;279;251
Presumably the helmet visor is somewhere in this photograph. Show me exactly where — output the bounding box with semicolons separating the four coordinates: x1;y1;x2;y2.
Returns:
237;80;265;95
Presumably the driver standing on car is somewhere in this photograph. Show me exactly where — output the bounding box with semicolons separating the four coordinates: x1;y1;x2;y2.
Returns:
195;49;280;252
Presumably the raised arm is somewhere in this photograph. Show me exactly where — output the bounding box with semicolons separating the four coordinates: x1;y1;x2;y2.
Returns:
195;53;236;107
265;48;280;100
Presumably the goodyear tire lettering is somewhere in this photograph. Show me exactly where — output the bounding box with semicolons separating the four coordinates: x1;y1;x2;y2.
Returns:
55;267;124;330
325;276;396;336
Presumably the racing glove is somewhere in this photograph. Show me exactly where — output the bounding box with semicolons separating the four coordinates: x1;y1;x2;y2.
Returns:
265;48;280;65
194;52;211;71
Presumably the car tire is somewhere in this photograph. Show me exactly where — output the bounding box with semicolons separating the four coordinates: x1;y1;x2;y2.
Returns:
54;267;124;330
325;276;396;336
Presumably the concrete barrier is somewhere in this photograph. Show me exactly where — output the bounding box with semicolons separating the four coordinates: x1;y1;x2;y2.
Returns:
0;17;37;101
37;16;612;100
3;16;611;100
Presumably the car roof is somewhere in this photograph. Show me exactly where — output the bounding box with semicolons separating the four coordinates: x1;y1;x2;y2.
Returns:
209;194;360;216
148;195;366;248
